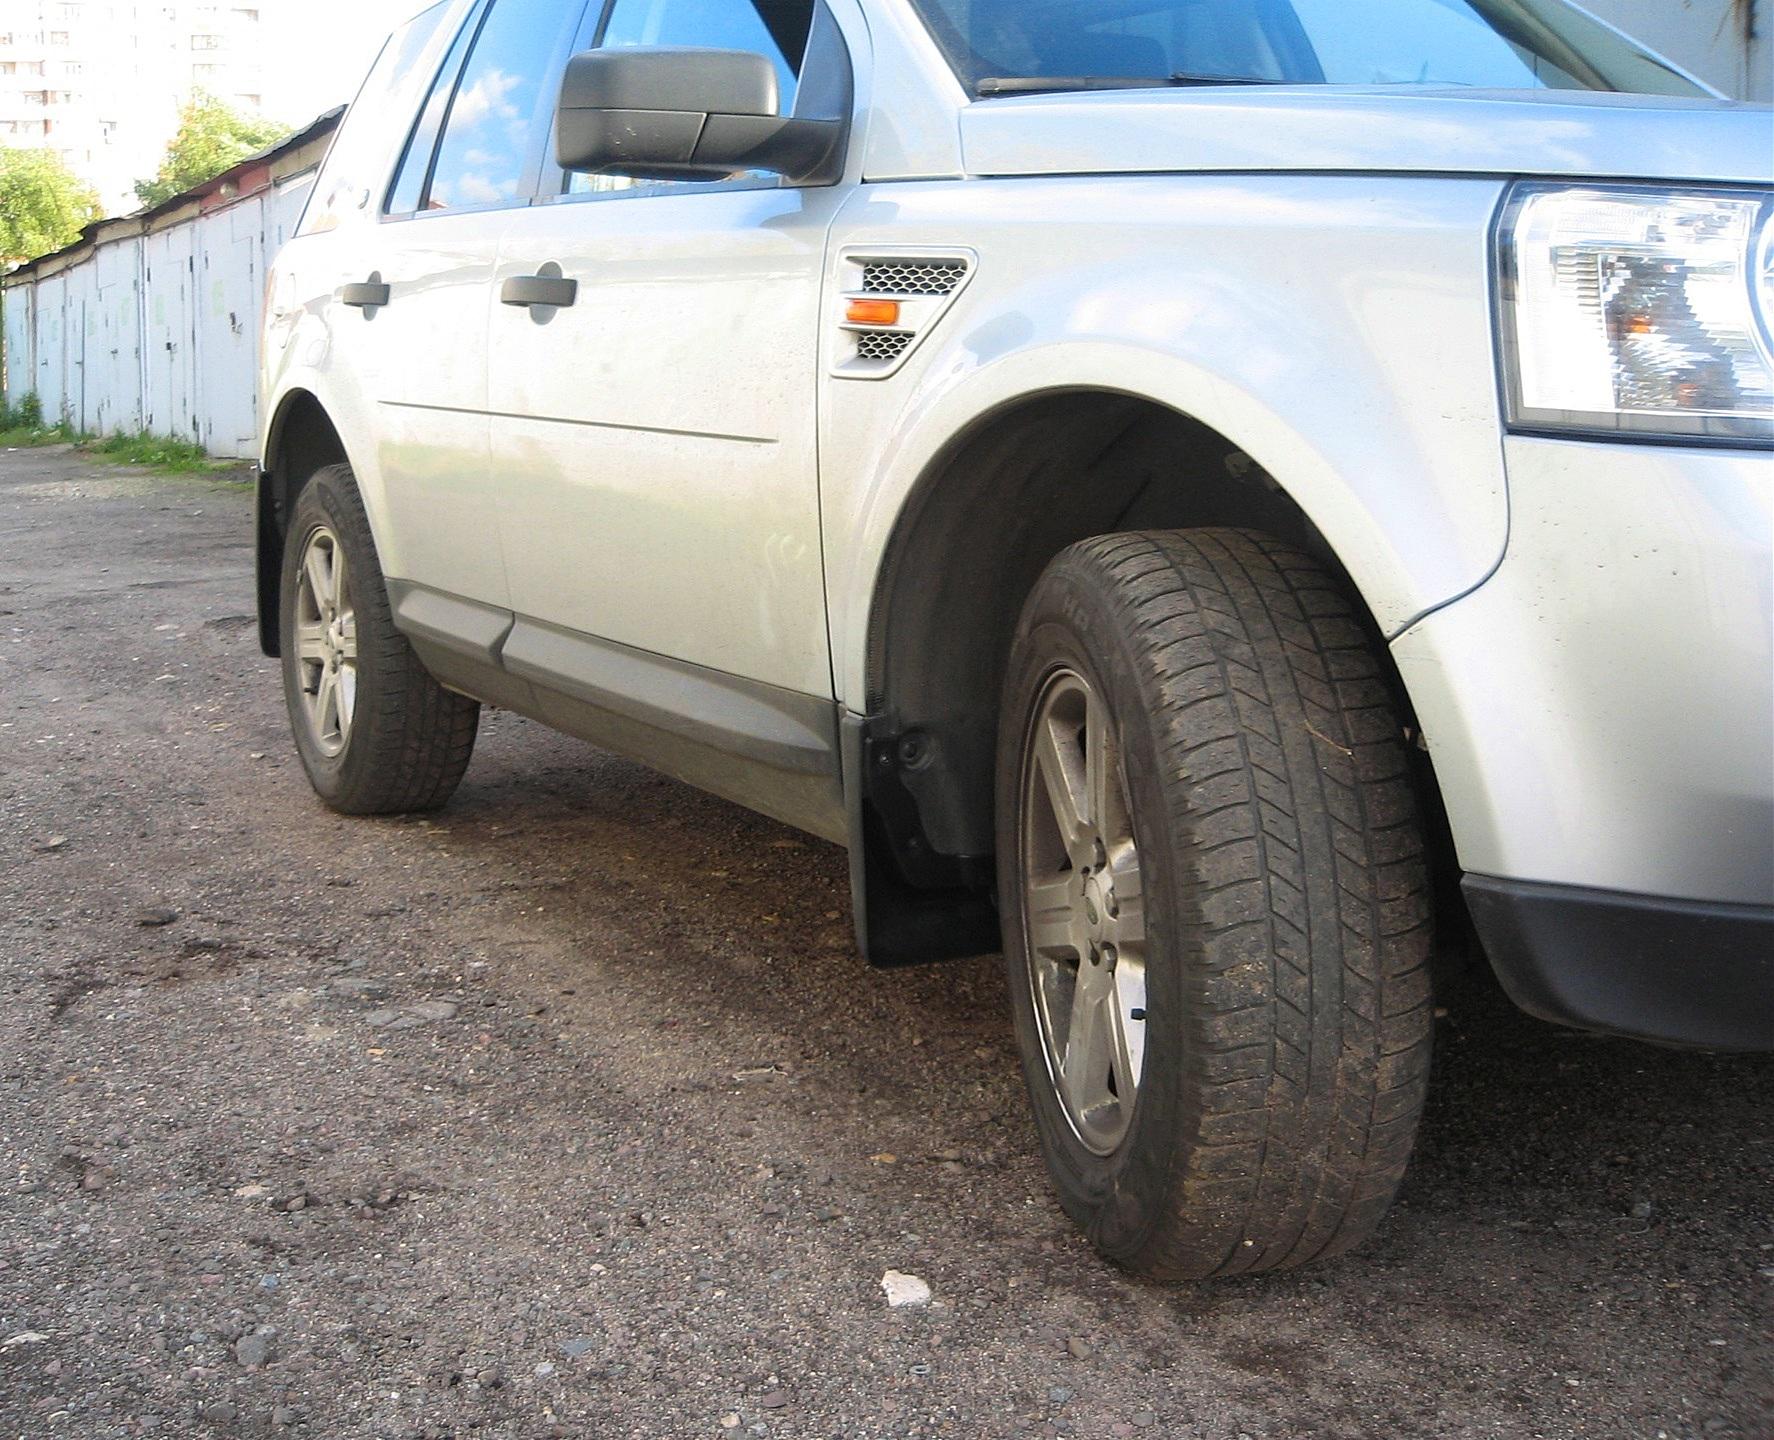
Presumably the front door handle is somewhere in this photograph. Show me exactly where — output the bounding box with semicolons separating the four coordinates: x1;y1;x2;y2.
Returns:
501;274;577;309
340;277;390;309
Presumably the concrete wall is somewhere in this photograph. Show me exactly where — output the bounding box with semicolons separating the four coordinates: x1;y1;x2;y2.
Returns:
2;114;334;461
1586;0;1770;100
1;174;314;459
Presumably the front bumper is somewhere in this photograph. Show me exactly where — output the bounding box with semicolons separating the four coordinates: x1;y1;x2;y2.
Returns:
1393;434;1772;1045
1464;878;1774;1051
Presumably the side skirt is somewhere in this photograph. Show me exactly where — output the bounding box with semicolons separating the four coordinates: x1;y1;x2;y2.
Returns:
386;580;847;845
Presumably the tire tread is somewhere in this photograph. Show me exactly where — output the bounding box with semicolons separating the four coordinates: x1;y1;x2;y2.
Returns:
1013;528;1434;1279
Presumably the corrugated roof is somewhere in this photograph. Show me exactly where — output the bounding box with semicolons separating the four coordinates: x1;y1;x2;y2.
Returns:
3;105;345;281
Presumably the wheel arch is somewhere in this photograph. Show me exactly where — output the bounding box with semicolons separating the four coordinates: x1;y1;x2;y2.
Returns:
846;380;1459;967
257;388;351;656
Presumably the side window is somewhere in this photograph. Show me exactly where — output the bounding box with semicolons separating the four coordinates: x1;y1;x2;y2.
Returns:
385;1;483;216
598;0;814;109
423;0;588;213
305;0;452;233
561;0;817;198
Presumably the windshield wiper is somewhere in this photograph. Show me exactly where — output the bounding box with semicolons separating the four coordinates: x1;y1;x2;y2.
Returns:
977;73;1285;97
1166;72;1288;87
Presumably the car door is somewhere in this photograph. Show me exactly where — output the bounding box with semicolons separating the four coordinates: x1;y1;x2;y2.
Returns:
486;0;853;702
356;0;589;609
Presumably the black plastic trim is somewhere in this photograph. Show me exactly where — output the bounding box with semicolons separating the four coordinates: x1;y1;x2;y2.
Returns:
254;464;279;657
383;580;845;843
1464;875;1774;1052
387;580;513;665
841;713;1000;968
500;617;838;779
500;274;578;309
340;280;391;309
552;3;850;189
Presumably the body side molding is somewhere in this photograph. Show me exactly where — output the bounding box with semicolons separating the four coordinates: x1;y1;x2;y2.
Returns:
384;580;848;845
388;580;514;665
500;618;838;780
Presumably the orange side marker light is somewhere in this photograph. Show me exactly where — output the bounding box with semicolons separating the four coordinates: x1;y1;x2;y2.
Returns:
846;298;901;327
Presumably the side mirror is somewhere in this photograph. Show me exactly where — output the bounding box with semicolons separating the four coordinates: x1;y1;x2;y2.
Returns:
555;47;843;185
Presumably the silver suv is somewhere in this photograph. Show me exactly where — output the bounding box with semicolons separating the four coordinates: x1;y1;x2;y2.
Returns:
257;0;1774;1278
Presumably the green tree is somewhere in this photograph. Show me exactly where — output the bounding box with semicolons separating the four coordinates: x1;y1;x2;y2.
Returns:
133;91;290;208
0;148;101;264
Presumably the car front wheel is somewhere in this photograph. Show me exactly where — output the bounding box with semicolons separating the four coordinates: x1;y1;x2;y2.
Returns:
997;528;1435;1278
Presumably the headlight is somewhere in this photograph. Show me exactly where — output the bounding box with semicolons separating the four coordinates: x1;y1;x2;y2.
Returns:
1496;184;1774;445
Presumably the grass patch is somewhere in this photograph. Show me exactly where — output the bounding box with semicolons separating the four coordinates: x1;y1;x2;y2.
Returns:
0;422;80;448
1;395;225;472
0;393;79;448
84;431;221;473
0;424;73;447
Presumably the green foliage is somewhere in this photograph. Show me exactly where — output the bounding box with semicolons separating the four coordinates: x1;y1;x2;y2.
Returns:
8;393;44;429
86;430;218;472
0;399;216;469
0;392;77;447
0;149;102;263
133;92;290;209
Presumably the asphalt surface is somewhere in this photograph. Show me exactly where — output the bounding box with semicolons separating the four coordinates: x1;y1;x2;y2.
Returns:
1;444;1769;1440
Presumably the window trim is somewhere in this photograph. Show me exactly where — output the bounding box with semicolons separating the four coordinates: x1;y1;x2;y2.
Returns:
382;0;595;223
522;0;612;207
380;0;491;221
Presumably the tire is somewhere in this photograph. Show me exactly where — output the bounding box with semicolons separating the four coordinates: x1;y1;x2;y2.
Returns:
279;463;479;814
996;528;1434;1279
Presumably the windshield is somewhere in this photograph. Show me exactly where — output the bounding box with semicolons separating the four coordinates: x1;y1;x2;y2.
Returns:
911;0;1706;98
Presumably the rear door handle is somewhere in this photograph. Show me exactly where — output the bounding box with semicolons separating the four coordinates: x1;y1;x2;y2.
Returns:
340;278;390;309
501;274;577;309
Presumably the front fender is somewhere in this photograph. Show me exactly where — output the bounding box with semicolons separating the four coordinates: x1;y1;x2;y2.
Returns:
820;173;1512;711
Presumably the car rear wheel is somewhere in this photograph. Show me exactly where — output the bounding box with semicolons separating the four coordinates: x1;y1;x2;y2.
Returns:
279;463;479;814
997;528;1435;1278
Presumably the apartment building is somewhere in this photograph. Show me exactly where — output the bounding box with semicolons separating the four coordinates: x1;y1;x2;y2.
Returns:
0;2;265;215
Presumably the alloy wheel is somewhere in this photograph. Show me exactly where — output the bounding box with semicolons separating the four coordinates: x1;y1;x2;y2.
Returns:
1019;667;1149;1155
292;525;358;758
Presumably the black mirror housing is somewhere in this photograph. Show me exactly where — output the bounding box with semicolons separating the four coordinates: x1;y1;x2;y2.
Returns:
562;46;779;124
555;47;844;185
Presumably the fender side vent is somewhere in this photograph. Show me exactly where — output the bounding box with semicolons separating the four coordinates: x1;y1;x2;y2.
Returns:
834;248;977;381
854;330;915;364
862;259;969;297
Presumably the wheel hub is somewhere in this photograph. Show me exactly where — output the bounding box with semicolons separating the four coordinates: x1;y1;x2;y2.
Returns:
1082;872;1114;938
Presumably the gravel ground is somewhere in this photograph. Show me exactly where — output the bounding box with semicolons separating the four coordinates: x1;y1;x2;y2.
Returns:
1;444;1769;1440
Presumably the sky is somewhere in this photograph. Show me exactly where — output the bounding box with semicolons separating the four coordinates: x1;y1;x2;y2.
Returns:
259;0;439;128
